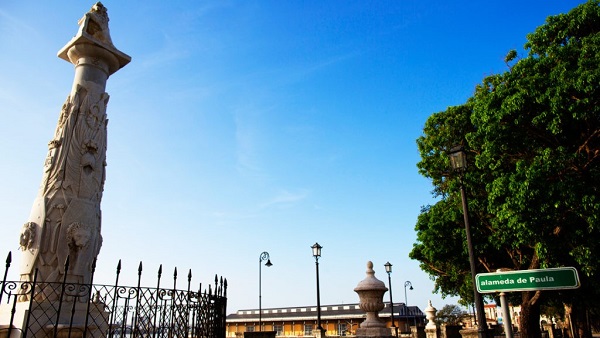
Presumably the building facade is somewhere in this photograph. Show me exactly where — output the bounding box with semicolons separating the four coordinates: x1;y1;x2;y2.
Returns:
226;302;425;337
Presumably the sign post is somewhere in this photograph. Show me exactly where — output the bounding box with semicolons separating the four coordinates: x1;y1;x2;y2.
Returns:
476;267;579;338
476;267;580;293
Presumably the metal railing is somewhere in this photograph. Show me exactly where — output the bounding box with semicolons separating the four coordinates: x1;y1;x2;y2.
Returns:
0;252;227;338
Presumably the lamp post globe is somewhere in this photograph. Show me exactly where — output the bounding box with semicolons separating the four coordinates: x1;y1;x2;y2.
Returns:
311;242;322;259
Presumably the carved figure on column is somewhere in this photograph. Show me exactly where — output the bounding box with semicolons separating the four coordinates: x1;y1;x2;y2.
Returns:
19;2;130;288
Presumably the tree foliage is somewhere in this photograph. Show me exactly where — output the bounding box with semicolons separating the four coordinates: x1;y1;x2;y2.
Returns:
411;2;600;337
436;304;469;326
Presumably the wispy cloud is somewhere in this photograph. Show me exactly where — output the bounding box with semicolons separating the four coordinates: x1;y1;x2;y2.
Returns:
0;9;38;37
260;189;310;209
138;33;191;69
233;102;275;178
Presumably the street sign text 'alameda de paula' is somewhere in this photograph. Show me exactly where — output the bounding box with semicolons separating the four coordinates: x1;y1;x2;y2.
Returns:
476;267;580;293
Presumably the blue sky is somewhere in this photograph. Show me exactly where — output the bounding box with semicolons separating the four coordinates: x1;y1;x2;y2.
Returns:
0;1;585;314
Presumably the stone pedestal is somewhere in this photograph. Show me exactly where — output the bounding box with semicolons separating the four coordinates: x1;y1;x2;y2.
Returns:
425;328;438;338
458;328;478;338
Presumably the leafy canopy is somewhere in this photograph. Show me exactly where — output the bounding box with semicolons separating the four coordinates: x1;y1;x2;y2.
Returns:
411;0;600;309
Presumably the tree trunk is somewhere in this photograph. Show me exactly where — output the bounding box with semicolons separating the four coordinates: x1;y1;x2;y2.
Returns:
520;291;542;338
565;304;574;338
571;304;592;338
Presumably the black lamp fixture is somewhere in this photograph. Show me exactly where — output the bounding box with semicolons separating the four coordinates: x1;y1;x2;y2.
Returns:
448;145;490;338
448;145;468;171
384;262;397;337
311;242;322;259
258;251;273;331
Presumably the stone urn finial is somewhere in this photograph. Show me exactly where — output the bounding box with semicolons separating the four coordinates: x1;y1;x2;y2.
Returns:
354;261;388;328
425;300;437;330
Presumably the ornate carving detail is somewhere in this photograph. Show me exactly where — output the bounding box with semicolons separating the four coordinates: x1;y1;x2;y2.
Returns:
77;2;113;47
40;86;109;199
66;222;92;250
48;139;62;149
19;222;36;251
22;81;108;284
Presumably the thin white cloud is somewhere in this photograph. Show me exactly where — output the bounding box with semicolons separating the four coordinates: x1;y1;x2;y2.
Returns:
138;33;191;69
234;108;261;176
0;9;38;37
233;102;277;179
260;189;310;209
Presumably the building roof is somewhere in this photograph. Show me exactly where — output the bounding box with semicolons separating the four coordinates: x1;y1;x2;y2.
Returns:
226;302;425;323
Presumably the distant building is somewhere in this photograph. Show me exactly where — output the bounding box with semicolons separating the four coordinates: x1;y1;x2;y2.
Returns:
460;303;521;332
226;302;425;337
484;303;521;328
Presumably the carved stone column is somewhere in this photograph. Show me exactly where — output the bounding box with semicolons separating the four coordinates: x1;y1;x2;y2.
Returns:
3;3;130;338
354;261;393;338
18;2;130;287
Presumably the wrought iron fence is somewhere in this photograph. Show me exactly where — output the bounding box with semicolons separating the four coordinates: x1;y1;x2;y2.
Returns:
0;252;227;338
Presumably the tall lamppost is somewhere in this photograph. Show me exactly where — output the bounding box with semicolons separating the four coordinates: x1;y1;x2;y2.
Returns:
259;251;273;331
448;145;489;338
384;262;398;338
404;281;413;329
311;243;325;336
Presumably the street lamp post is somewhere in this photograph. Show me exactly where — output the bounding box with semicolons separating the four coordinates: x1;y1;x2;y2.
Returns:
404;281;414;329
259;251;273;331
384;262;398;338
448;146;489;338
403;281;413;306
311;243;325;336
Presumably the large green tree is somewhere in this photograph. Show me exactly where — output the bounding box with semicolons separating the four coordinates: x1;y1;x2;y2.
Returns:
411;2;600;338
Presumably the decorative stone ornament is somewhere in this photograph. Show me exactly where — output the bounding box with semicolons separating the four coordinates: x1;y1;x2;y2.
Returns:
425;300;437;330
425;300;438;338
354;261;393;338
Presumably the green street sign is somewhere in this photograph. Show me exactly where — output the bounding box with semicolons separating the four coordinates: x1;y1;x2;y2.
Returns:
476;267;580;293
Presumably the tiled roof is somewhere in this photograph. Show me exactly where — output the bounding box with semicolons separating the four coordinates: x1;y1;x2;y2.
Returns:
226;303;424;323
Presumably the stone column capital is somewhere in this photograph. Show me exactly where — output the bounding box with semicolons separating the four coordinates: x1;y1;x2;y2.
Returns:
57;3;130;76
58;34;130;76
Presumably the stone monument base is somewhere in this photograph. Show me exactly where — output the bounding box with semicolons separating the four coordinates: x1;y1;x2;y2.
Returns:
459;328;478;338
0;300;109;338
356;327;394;338
425;328;439;338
